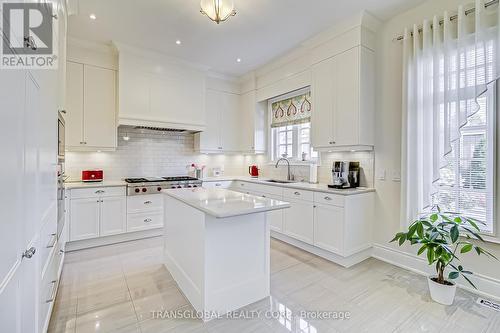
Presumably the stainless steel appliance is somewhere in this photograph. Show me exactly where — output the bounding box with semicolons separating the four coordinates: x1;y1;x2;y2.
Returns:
330;161;361;189
125;176;203;196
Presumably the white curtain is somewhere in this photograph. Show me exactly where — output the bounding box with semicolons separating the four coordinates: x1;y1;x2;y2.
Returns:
401;0;500;225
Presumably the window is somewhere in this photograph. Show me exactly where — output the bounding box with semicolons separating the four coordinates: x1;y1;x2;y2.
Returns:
435;88;495;234
269;89;318;163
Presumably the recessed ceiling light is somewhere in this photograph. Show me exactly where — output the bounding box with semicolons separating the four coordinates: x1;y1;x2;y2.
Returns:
236;58;242;63
176;40;181;45
89;13;97;20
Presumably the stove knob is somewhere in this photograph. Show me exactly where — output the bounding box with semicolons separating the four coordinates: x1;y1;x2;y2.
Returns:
177;186;182;189
187;185;192;188
193;185;198;188
135;188;140;193
142;188;147;192
157;187;162;191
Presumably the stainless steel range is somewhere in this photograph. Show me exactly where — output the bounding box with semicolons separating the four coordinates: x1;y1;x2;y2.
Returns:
125;176;202;196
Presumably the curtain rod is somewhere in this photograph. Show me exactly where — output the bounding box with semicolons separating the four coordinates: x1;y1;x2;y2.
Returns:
392;0;499;42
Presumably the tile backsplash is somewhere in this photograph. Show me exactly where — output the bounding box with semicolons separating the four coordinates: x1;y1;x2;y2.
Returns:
65;127;374;187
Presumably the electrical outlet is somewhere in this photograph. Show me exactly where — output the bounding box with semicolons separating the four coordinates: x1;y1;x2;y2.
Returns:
392;170;401;182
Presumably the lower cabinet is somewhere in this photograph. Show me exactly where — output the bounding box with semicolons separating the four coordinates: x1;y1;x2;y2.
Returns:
100;197;127;236
70;198;100;241
68;187;127;241
313;204;344;254
126;194;164;232
283;198;314;244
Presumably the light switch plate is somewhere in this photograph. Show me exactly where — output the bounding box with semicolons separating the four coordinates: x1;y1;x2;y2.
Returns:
377;169;386;181
392;170;401;182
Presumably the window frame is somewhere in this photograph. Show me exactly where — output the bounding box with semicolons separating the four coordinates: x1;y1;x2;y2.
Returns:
267;88;319;165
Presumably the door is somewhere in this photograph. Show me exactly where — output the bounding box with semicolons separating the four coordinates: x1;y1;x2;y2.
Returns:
283;198;314;244
84;65;117;148
70;198;99;241
334;47;360;146
313;204;344;254
311;57;335;148
66;61;84;147
100;196;127;236
199;89;222;150
220;91;240;151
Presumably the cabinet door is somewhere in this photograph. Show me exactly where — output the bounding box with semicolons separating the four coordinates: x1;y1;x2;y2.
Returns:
84;65;117;148
198;89;222;151
283;199;314;244
70;198;99;241
311;57;335;148
313;204;344;254
100;196;126;236
239;90;255;152
334;47;360;146
220;91;240;151
65;61;84;147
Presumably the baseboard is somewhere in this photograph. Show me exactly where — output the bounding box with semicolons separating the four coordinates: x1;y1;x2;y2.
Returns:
372;243;500;301
65;228;162;251
271;231;372;268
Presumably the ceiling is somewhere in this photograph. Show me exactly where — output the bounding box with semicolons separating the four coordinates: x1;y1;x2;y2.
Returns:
68;0;425;76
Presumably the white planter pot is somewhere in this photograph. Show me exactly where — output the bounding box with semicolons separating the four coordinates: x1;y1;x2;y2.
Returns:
427;276;457;305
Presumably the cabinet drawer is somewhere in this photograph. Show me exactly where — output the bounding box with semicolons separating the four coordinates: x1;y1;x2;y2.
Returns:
39;206;57;278
250;183;283;196
127;194;163;213
39;249;59;333
283;188;314;201
70;186;126;199
203;181;232;189
313;192;344;207
127;212;163;232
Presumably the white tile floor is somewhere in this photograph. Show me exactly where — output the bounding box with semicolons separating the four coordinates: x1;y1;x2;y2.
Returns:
48;237;500;333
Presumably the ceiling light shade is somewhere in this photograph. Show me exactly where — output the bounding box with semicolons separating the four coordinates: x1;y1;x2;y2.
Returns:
200;0;236;24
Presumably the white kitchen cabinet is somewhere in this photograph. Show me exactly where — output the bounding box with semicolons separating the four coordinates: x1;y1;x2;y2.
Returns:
202;181;233;189
126;194;164;232
239;90;266;153
313;204;344;254
100;196;127;236
311;46;375;150
70;198;100;241
66;61;117;151
283;198;314;244
195;89;240;152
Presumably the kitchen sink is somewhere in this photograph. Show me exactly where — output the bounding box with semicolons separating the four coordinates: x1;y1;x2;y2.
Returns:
265;179;297;184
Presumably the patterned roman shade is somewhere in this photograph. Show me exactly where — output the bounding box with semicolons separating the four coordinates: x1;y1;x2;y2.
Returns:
271;91;312;128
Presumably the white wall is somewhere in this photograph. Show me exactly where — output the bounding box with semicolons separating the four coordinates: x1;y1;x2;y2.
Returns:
375;0;500;295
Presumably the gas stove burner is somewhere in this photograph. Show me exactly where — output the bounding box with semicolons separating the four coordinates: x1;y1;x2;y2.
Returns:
125;176;203;196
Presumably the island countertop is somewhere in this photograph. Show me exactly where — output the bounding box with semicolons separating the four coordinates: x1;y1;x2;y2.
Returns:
162;188;290;218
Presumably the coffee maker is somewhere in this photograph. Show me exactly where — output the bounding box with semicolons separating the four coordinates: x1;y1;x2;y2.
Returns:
330;161;361;189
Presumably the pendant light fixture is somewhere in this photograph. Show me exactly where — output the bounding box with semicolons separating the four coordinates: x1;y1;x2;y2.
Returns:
200;0;236;24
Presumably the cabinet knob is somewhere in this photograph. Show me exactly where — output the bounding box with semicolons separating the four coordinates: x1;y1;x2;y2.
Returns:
22;247;36;259
144;201;153;205
144;218;152;223
294;191;301;196
324;196;332;201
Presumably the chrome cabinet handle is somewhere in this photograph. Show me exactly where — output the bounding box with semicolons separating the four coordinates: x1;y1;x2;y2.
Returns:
95;190;105;194
215;183;221;186
144;201;153;205
144;218;152;223
80;141;87;145
324;196;332;201
45;280;58;303
46;233;57;249
262;195;266;198
294;191;301;196
22;247;36;259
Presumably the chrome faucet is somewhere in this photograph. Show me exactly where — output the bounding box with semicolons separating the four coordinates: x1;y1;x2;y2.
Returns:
275;158;292;181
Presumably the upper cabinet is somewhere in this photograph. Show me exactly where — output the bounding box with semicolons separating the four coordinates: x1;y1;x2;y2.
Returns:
116;44;206;132
195;77;266;154
311;46;375;150
65;61;117;151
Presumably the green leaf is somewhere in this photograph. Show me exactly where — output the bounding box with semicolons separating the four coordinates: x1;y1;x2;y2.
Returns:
398;235;406;246
461;244;473;254
454;217;462;224
461;227;484;241
427;247;434;264
466;219;481;231
450;225;459;243
417;244;427;255
462;274;477;289
390;233;404;243
448;271;459;279
417;223;424;238
407;223;418;239
430;214;438;222
458;265;463;271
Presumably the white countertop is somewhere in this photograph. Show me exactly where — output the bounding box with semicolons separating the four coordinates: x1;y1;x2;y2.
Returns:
64;180;127;189
202;176;375;196
162;188;290;218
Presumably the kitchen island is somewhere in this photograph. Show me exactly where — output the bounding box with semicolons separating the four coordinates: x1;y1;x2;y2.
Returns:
162;188;290;320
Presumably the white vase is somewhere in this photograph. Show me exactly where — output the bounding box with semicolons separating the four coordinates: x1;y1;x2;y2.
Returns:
427;276;457;305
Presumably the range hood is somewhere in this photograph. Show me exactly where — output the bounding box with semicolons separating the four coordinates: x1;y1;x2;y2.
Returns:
118;119;204;133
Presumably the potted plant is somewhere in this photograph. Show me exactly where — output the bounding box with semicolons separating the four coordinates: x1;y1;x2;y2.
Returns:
391;207;497;305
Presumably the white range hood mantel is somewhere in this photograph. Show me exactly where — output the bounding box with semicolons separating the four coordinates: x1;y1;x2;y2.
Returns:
114;42;207;133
